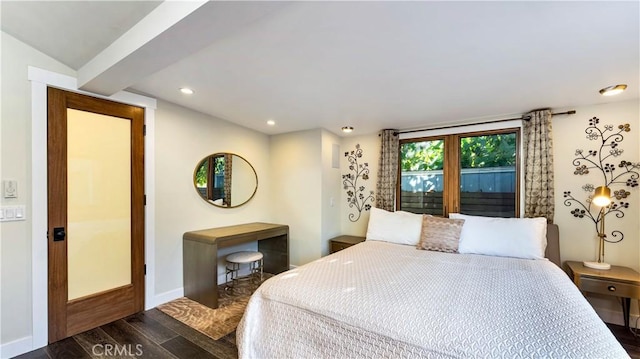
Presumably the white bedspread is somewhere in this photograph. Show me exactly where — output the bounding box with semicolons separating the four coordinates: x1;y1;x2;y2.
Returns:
237;240;628;358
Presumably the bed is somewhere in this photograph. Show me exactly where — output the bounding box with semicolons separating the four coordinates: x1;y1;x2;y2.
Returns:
237;211;628;358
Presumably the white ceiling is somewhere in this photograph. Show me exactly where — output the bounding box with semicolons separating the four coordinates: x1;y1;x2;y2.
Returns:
1;1;163;69
2;1;638;136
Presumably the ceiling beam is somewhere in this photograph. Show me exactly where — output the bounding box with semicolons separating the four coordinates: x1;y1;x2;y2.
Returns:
78;1;287;96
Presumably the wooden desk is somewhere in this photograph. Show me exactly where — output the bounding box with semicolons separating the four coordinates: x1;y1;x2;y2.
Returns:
565;261;640;328
183;222;289;309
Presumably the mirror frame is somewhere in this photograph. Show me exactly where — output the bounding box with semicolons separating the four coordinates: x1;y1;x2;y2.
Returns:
193;152;258;208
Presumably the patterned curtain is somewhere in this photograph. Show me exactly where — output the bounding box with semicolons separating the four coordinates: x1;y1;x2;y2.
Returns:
376;129;399;211
224;154;233;206
523;109;554;222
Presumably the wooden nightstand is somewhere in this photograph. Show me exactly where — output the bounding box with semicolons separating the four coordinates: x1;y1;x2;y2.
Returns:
329;235;365;254
565;261;640;328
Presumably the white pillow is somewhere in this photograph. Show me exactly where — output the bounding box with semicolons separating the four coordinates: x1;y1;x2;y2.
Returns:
449;213;547;260
366;207;423;246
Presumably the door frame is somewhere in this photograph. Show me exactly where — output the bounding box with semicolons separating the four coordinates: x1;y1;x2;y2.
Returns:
29;66;157;349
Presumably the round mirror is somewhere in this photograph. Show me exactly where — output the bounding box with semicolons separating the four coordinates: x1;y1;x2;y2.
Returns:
193;153;258;208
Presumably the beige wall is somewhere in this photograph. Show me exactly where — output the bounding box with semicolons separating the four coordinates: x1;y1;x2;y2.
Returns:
554;100;639;271
230;156;257;207
340;134;380;236
269;128;347;264
320;130;342;255
0;31;76;345
553;100;639;323
270;129;322;265
268;128;346;264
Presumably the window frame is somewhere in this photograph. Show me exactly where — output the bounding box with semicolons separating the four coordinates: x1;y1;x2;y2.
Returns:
397;127;521;217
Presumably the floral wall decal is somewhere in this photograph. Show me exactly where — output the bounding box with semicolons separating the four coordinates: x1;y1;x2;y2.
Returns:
342;144;375;222
563;117;639;243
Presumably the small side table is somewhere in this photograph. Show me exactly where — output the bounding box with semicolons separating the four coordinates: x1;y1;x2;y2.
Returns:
565;261;640;328
329;235;365;254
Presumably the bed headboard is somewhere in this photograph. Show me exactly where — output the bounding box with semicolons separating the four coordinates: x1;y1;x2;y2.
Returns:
545;224;561;267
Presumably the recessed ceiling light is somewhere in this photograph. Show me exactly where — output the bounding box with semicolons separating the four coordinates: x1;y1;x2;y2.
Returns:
266;120;276;126
341;126;354;133
599;84;627;96
180;87;194;95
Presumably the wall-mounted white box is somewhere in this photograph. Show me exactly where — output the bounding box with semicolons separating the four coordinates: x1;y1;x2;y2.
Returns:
3;180;18;198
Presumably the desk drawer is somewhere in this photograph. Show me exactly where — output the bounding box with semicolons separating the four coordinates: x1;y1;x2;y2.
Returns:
331;242;352;253
581;277;640;298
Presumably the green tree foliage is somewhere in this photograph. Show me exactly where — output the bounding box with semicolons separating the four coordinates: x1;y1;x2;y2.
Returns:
401;134;516;171
195;159;208;186
401;140;444;171
459;134;516;168
194;156;226;187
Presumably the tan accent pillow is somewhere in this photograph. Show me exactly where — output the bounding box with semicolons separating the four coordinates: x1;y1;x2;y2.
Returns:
417;216;465;253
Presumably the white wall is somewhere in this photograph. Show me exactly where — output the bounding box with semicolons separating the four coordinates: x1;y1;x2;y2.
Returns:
154;100;272;294
270;129;322;265
0;31;76;350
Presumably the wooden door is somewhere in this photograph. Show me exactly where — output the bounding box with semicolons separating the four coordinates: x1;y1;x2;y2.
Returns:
47;87;145;342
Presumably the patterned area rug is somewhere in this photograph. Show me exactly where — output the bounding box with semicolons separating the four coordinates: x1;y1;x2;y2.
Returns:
157;274;271;340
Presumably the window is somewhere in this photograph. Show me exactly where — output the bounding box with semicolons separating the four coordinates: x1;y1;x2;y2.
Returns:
398;128;519;217
195;154;226;201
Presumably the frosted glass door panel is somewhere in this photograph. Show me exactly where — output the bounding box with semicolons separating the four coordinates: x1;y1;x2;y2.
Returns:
67;109;132;300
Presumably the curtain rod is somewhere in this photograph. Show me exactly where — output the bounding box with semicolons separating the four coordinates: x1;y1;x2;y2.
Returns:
394;110;576;135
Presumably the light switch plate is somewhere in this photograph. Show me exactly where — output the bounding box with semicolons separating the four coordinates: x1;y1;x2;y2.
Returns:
0;205;26;222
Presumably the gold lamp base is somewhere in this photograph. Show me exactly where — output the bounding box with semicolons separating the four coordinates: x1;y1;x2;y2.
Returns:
587;187;612;272
583;261;611;270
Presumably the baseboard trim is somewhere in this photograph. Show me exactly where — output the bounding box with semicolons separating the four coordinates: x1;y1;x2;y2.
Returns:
148;287;184;309
594;307;639;329
0;336;34;359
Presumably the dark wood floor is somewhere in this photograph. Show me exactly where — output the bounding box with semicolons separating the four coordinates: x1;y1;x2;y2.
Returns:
14;314;640;358
14;309;236;359
608;324;640;359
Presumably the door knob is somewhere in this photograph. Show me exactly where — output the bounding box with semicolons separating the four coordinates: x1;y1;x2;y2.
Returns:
53;227;66;241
